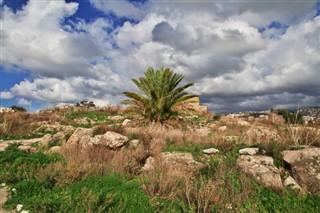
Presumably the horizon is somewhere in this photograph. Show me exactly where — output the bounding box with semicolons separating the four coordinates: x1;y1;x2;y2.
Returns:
1;0;320;114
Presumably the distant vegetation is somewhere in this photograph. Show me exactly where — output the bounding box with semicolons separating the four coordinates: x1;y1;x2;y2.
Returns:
10;105;26;112
122;67;197;124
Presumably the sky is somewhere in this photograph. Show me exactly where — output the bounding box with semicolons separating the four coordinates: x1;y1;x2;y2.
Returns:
0;0;319;114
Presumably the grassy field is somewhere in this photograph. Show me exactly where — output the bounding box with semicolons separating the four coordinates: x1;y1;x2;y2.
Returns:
0;107;319;212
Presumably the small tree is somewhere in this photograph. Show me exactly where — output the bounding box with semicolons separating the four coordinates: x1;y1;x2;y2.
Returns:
122;67;197;123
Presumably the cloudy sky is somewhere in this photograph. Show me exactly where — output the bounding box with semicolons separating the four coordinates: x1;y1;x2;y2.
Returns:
0;0;319;113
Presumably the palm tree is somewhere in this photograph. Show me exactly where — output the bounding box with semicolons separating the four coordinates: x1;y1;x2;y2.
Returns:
122;67;198;123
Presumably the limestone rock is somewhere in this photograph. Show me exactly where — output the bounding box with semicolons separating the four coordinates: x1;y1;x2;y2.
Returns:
239;148;259;155
40;134;53;148
237;155;283;191
142;152;203;176
219;126;227;132
90;131;129;149
284;176;301;190
203;148;219;155
48;146;61;154
282;148;320;194
67;127;93;148
122;119;132;126
18;145;37;153
129;139;140;148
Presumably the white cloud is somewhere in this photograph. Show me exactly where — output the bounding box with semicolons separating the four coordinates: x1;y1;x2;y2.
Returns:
89;0;146;19
17;98;31;106
1;0;319;113
0;91;13;99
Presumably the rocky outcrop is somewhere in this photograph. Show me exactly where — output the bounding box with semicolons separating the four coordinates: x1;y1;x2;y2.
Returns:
66;127;93;148
40;134;53;148
142;152;203;176
203;148;219;155
239;148;259;155
237;155;283;191
282;148;320;194
89;131;129;149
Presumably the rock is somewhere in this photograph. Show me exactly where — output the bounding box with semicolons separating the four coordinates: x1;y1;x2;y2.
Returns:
109;115;124;121
142;152;203;176
52;132;65;141
129;139;140;148
284;176;302;190
237;120;250;126
219;126;227;132
196;127;211;136
178;97;207;114
122;119;132;126
67;127;93;148
282;148;320;194
239;148;259;155
55;103;72;110
18;145;37;153
48;146;61;154
90;131;129;149
237;155;283;191
40;134;53;148
16;204;23;212
203;148;219;155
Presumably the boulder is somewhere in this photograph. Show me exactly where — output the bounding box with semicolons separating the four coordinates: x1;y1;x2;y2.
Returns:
219;126;227;132
40;134;53;148
90;131;129;149
129;139;140;148
67;127;93;148
142;152;203;176
283;176;301;190
237;155;283;191
122;119;132;126
18;145;37;153
282;148;320;194
203;148;219;155
48;146;61;154
239;148;259;155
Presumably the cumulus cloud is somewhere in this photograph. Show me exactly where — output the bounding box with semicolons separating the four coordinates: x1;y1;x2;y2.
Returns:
1;0;319;113
0;0;103;78
0;91;13;99
17;98;31;106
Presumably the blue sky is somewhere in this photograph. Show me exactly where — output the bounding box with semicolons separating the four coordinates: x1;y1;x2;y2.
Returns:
0;0;319;113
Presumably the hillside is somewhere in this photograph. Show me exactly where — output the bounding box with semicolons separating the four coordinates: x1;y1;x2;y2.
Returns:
0;105;319;212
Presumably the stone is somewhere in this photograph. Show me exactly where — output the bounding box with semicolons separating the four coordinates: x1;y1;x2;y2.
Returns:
178;97;207;114
18;145;37;153
48;146;61;154
67;127;93;148
284;176;302;190
16;204;23;212
237;120;250;126
90;131;129;149
55;103;72;110
239;148;259;155
282;148;320;194
203;148;219;155
122;119;132;126
40;134;53;148
219;126;227;132
142;152;203;176
237;155;283;191
129;139;140;148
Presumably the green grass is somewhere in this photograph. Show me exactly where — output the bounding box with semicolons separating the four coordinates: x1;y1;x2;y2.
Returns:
0;144;62;184
4;175;184;213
